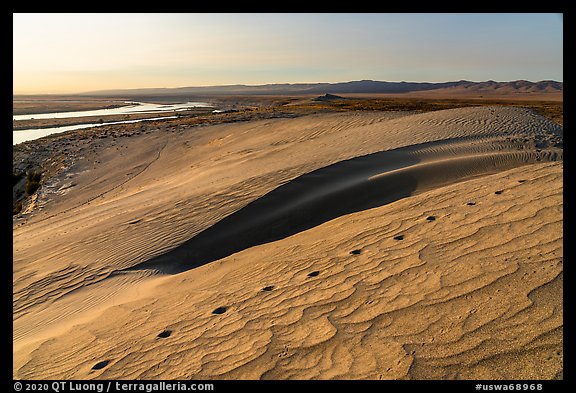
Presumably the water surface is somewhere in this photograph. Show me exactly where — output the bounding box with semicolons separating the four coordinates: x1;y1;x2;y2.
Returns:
13;101;212;145
13;101;212;121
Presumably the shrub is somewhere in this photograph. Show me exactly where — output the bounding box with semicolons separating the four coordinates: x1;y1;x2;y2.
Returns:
26;181;40;195
24;170;42;195
13;201;22;215
27;171;41;183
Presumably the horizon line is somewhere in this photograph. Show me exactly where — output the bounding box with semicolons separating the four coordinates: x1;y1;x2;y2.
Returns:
13;78;563;96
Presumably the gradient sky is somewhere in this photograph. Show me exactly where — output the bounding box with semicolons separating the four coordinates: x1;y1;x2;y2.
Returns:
13;13;563;94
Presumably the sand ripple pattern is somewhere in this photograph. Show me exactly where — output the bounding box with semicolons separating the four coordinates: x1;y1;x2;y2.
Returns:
13;106;562;379
15;162;562;379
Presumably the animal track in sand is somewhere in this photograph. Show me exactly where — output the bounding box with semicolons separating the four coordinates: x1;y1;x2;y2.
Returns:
212;306;228;315
157;330;172;339
91;360;110;371
278;346;290;358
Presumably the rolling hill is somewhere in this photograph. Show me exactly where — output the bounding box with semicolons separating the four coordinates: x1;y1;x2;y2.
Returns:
79;79;562;97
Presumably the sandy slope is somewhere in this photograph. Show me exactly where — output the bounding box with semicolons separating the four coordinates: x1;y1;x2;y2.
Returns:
13;106;562;379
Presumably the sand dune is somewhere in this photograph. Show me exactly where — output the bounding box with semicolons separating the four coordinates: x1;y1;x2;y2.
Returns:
13;106;562;379
129;134;559;274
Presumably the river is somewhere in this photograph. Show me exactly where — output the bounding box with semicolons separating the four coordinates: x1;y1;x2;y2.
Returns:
13;101;213;145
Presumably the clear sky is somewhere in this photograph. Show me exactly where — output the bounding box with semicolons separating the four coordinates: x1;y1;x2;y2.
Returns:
13;13;563;94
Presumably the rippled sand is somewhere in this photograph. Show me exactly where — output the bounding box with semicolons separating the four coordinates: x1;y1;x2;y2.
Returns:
13;106;562;379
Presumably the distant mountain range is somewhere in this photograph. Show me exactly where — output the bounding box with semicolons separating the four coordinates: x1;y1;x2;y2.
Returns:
81;79;563;97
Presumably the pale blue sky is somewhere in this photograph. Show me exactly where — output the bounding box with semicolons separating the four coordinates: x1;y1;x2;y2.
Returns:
13;13;563;94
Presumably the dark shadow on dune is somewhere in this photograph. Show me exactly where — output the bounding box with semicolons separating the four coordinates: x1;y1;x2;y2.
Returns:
128;146;422;274
125;135;561;275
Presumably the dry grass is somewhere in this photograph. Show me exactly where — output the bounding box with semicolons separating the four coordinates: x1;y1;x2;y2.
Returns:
134;96;563;132
280;97;563;126
13;94;563;131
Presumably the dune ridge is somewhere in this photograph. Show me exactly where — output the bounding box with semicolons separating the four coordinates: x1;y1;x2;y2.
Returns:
129;134;560;274
13;106;562;379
